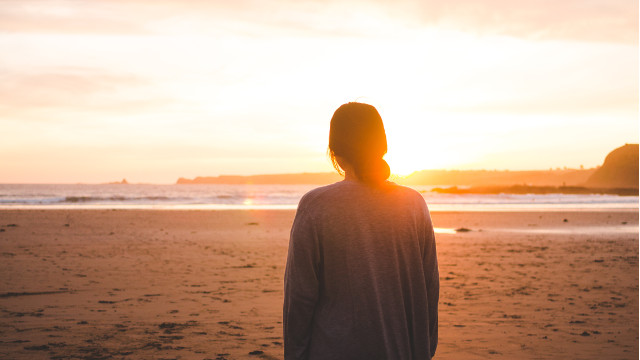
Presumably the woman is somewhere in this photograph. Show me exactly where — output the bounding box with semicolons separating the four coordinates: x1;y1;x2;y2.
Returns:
284;102;439;360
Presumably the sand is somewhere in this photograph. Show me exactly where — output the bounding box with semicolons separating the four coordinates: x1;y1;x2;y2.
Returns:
0;209;637;359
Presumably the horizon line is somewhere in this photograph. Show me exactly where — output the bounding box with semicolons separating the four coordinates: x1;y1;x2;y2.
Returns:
0;166;601;185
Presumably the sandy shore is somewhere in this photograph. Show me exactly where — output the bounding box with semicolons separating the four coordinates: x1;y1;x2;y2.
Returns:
0;209;637;359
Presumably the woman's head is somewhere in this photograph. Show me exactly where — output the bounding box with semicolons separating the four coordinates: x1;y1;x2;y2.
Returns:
329;102;390;184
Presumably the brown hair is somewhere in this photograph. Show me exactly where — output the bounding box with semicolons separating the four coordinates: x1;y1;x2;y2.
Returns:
328;102;390;185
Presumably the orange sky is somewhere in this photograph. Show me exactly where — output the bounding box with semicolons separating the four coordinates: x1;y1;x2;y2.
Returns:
0;0;638;183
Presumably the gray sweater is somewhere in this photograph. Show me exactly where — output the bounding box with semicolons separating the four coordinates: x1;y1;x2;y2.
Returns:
284;180;439;360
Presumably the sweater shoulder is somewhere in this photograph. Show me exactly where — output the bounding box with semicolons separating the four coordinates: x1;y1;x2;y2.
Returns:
298;181;426;213
296;182;345;213
382;181;428;208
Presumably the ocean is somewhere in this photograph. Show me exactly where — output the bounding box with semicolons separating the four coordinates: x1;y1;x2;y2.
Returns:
0;184;637;211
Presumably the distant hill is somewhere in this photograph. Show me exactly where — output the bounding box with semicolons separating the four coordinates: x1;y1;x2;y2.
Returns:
431;185;637;196
176;169;595;186
399;169;595;187
585;144;638;189
177;144;637;188
177;172;342;185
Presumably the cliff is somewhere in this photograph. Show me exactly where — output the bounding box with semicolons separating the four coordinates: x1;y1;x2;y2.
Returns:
585;144;639;189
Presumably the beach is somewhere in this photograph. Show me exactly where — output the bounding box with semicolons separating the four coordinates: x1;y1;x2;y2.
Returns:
0;209;637;359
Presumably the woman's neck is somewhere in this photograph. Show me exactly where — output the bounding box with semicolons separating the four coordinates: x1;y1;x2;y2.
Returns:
343;170;359;182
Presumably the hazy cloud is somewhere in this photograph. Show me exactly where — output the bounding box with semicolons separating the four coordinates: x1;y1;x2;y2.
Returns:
403;0;638;44
0;0;635;43
439;92;638;116
0;69;174;118
0;1;148;34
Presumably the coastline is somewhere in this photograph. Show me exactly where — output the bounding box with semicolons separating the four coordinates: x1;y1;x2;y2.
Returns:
0;204;637;212
0;209;637;359
1;183;637;213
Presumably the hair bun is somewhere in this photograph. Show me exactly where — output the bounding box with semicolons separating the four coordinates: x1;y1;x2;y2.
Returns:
358;157;390;183
378;158;391;181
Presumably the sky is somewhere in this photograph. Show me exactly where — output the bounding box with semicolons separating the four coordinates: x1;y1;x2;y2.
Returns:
0;0;638;183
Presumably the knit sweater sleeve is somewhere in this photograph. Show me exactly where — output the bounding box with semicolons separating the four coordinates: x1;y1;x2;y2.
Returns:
423;204;439;358
283;203;321;360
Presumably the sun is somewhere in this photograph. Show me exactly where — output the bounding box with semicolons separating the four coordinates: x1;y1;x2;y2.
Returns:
384;124;462;176
385;153;419;177
383;122;443;176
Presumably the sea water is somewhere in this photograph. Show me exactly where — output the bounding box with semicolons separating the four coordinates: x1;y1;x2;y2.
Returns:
0;184;637;211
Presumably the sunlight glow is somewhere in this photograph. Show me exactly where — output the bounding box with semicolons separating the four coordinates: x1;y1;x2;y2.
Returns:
0;1;636;183
434;228;457;234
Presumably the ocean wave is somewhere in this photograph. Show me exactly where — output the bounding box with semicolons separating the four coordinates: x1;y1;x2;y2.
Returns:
0;197;66;205
0;195;176;204
64;195;175;203
0;184;636;210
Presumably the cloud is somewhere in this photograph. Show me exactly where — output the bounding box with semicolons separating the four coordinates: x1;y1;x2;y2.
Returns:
400;0;638;44
0;68;174;118
439;92;638;116
0;0;635;44
0;1;148;34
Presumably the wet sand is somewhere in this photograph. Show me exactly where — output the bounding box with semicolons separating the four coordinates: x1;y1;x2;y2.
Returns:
0;209;637;359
